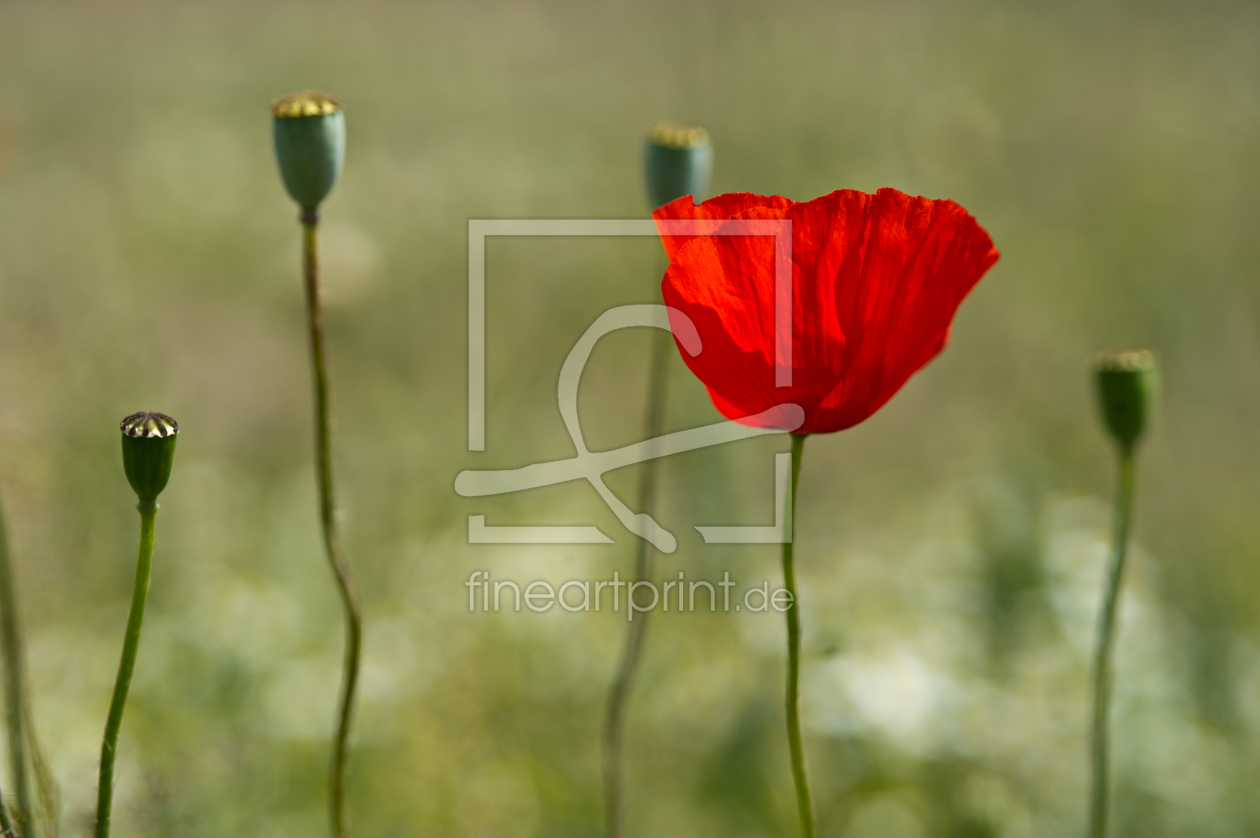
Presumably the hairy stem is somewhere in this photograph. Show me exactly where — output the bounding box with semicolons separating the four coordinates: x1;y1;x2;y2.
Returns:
1089;448;1136;838
602;323;671;838
94;503;157;838
782;432;814;838
302;212;363;838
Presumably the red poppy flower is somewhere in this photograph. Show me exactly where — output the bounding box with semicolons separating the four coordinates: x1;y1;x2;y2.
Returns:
653;188;999;434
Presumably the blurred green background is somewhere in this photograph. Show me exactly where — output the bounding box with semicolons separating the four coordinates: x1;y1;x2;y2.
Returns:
1;0;1259;835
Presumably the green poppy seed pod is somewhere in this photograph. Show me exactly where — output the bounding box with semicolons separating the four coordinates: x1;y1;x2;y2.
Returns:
644;123;712;210
271;91;346;211
1094;350;1158;451
120;412;178;505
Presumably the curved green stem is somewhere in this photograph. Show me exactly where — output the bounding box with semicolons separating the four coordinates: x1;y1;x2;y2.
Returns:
602;323;671;838
782;432;815;838
0;499;31;837
302;213;363;838
94;502;157;838
1089;448;1137;838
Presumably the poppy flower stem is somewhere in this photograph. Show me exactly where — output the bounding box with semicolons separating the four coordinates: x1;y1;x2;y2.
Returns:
301;212;363;838
94;502;157;838
1088;447;1136;838
782;432;815;838
601;321;672;838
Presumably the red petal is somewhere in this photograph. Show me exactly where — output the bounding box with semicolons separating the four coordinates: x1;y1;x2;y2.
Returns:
653;192;793;262
656;188;999;433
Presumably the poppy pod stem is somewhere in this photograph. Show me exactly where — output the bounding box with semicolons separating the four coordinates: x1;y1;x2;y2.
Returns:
96;412;178;838
272;89;360;837
601;313;671;838
781;432;815;838
1088;448;1135;838
602;124;711;838
94;503;156;838
300;209;363;838
1088;350;1155;838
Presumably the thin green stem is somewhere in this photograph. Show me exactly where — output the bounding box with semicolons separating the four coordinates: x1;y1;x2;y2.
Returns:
1089;447;1137;838
0;499;31;837
94;503;157;838
601;322;671;838
782;432;814;838
302;214;363;838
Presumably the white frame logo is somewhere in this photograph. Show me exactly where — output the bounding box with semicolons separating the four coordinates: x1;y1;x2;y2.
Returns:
457;218;797;551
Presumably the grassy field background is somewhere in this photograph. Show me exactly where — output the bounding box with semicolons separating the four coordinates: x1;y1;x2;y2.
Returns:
1;0;1259;835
